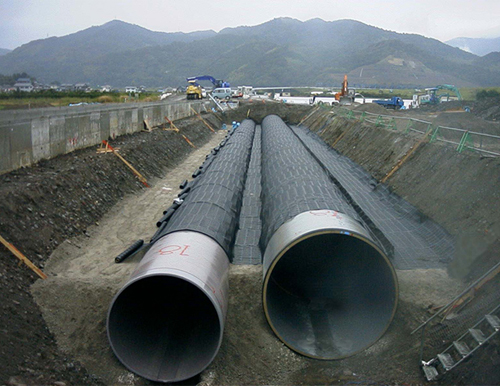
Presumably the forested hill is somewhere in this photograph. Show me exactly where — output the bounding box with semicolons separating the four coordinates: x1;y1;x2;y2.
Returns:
1;18;499;87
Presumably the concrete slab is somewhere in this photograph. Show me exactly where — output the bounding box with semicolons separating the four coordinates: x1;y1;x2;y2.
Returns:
49;116;66;157
32;117;51;162
0;124;11;172
10;121;32;169
99;111;110;141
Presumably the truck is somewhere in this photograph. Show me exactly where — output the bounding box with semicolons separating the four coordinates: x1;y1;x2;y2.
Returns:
373;96;404;110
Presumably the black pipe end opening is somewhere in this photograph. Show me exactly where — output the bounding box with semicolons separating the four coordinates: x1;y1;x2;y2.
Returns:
107;275;222;383
264;232;398;359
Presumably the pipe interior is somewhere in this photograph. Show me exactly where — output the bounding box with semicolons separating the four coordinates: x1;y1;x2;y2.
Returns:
265;233;397;359
108;276;221;382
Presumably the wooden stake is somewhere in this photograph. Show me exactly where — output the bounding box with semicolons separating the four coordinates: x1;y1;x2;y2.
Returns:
331;127;352;148
190;107;216;133
96;142;119;154
298;106;320;126
210;110;224;123
102;140;150;187
143;119;153;132
0;235;47;279
381;129;432;184
182;134;196;148
164;116;180;132
164;116;196;147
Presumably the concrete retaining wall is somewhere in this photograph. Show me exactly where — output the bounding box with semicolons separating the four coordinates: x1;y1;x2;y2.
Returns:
0;100;208;174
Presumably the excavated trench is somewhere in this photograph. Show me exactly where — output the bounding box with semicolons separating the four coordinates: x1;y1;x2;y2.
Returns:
1;101;499;385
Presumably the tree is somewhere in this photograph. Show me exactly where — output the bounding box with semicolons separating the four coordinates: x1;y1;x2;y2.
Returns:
476;89;500;100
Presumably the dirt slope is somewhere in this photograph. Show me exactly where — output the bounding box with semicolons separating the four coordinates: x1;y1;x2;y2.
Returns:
308;108;500;276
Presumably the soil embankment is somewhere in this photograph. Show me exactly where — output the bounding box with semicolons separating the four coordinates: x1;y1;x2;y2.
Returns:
306;106;500;278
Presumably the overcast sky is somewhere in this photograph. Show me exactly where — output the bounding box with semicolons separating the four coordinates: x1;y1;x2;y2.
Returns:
1;0;500;50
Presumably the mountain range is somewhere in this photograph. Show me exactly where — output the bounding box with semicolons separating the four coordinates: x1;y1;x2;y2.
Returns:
0;18;499;88
446;37;500;56
0;48;11;56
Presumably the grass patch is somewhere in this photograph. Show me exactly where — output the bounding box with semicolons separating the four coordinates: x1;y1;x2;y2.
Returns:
0;91;162;110
460;87;500;100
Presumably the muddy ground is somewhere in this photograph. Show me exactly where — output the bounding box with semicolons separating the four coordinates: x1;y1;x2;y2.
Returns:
303;103;500;385
1;100;499;385
411;97;500;122
30;133;228;385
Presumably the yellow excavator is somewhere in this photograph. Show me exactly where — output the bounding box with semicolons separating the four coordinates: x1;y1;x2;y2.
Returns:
186;80;202;100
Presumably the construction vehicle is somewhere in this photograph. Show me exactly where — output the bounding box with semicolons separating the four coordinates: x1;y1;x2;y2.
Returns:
186;80;202;100
186;75;231;100
416;84;462;107
334;75;354;105
435;84;462;102
186;75;230;89
373;96;405;110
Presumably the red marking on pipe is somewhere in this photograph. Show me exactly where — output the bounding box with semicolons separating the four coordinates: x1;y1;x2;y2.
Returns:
158;244;190;256
309;210;342;219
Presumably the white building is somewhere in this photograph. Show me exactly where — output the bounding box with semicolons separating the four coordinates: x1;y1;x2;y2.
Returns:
14;78;33;92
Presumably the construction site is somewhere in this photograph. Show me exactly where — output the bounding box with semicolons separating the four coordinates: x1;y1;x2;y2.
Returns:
0;94;499;386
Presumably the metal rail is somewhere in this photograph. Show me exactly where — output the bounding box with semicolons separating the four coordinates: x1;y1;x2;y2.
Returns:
334;107;500;156
411;260;500;335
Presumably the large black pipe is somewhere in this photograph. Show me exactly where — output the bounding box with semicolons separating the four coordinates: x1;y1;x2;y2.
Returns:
260;115;398;359
107;120;256;383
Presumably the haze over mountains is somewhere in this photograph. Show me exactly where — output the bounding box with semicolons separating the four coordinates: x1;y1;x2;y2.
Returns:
446;37;500;57
0;18;499;88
